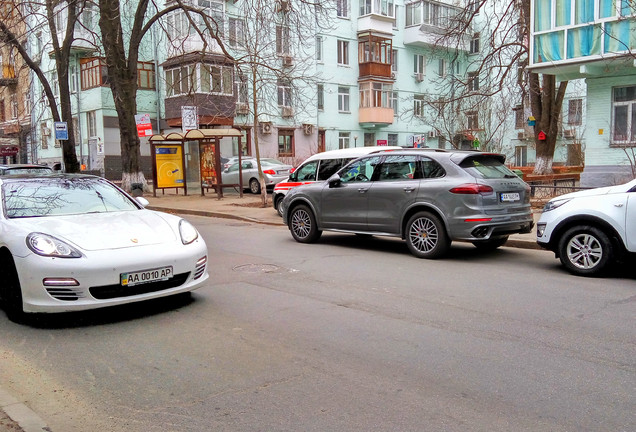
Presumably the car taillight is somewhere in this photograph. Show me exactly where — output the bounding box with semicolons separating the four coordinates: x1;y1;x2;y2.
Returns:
449;184;494;195
263;169;276;175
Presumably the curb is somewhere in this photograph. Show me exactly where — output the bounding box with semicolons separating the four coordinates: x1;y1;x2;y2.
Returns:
0;387;50;432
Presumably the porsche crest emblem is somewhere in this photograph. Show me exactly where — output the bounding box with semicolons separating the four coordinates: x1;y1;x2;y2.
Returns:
130;238;139;243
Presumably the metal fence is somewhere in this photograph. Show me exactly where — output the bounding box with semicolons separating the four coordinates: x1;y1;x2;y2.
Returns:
527;176;589;203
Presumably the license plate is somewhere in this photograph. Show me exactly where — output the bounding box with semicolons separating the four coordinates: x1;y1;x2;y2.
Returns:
121;266;173;287
278;170;289;175
500;192;520;202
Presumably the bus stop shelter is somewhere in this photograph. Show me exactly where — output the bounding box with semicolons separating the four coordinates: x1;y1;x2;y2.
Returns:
149;128;244;199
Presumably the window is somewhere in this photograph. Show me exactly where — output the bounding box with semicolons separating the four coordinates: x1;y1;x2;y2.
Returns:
364;132;375;146
201;64;233;95
137;62;155;90
391;49;398;71
337;40;349;65
467;111;479;130
337;0;348;18
468;71;479;91
420;157;445;178
317;84;324;110
338;86;350;112
413;94;425;117
414;54;425;75
165;66;194;96
391;91;399;115
80;58;108;90
276;25;290;55
23;92;30;115
340;156;382;183
316;36;323;61
514;104;524;129
87;111;97;137
612;86;636;144
359;82;392;108
0;100;5;122
377;155;418;181
52;71;59;96
568;99;583;126
338;132;350;149
438;58;446;76
388;133;398;146
236;80;248;104
10;93;18;119
229;18;245;48
278;129;294;157
470;33;480;54
469;0;481;15
360;0;371;15
40;122;48;149
295;161;319;181
278;80;292;107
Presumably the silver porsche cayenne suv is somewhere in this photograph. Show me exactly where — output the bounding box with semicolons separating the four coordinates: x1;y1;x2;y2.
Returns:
281;149;533;258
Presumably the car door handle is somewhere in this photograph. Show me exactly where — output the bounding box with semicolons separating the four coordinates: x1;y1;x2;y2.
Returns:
357;188;369;193
614;203;624;207
403;187;415;193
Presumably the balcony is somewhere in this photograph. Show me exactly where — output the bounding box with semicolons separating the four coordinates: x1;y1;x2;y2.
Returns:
0;64;17;86
359;107;394;126
358;32;393;79
358;80;394;127
403;0;466;50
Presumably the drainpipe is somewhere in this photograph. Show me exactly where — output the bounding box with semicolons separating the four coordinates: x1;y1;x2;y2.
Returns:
152;25;162;133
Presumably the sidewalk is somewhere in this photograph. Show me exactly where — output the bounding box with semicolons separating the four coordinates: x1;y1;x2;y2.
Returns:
144;188;542;250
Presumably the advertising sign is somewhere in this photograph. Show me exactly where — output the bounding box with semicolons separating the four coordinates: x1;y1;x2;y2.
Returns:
181;106;198;133
377;139;388;146
135;114;153;137
155;145;184;188
54;122;68;140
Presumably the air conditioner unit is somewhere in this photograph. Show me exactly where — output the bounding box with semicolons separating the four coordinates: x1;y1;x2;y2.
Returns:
236;103;249;115
283;56;293;67
517;131;531;140
414;73;424;82
282;106;294;117
302;124;314;135
261;122;273;134
563;128;575;139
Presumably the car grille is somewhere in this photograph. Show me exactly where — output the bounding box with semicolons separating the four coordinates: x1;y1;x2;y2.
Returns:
89;272;191;300
46;287;86;302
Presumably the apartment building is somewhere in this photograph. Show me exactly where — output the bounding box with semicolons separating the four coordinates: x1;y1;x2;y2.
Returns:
529;0;636;186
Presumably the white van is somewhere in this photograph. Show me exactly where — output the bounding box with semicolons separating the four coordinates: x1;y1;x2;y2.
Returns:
273;146;402;215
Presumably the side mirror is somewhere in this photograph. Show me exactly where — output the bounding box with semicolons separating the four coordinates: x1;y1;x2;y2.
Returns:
328;173;341;188
135;197;150;208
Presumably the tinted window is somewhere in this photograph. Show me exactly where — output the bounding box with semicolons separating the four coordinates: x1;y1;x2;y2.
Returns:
318;158;351;180
339;156;381;183
420;157;445;179
3;178;139;218
459;156;516;179
376;155;418;181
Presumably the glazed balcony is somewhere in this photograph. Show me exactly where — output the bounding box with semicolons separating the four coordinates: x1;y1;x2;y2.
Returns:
358;32;394;80
358;81;394;126
0;64;17;86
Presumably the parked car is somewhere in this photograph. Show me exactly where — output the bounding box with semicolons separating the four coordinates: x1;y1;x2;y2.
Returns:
222;158;293;194
0;164;53;176
536;178;636;276
281;149;533;258
0;174;209;323
273;146;402;216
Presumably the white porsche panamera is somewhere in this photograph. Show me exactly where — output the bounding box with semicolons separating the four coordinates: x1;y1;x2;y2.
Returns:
0;174;209;322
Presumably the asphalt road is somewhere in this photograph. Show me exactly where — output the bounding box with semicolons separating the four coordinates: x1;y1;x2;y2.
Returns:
0;216;634;431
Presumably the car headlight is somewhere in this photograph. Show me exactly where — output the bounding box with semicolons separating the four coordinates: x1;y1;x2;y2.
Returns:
26;233;82;258
543;198;571;212
179;219;199;244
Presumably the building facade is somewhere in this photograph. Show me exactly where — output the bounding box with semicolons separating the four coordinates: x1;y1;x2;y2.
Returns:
529;0;636;186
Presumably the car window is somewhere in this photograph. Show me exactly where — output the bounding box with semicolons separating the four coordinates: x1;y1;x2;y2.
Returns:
242;161;253;169
339;156;381;183
376;155;418;181
295;161;319;181
261;158;284;165
459;156;516;179
3;167;53;175
420;157;445;179
3;178;139;218
318;158;350;180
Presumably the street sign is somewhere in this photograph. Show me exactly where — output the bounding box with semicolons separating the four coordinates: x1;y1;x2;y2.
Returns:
54;122;68;140
135;114;153;137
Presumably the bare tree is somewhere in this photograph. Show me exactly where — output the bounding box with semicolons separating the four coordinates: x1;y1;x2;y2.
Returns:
0;0;83;172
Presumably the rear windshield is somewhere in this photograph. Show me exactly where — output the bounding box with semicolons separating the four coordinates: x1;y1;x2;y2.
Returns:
459;156;518;179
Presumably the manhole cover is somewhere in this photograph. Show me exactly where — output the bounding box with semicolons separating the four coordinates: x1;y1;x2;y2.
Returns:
233;264;282;273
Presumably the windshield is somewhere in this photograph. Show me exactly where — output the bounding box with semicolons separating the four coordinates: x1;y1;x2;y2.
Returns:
2;177;140;218
2;167;52;175
459;156;518;179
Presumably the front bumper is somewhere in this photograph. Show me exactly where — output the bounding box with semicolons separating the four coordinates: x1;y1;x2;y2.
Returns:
14;239;209;313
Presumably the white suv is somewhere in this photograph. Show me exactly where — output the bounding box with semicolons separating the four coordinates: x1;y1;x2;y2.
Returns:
536;179;636;276
272;146;401;215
